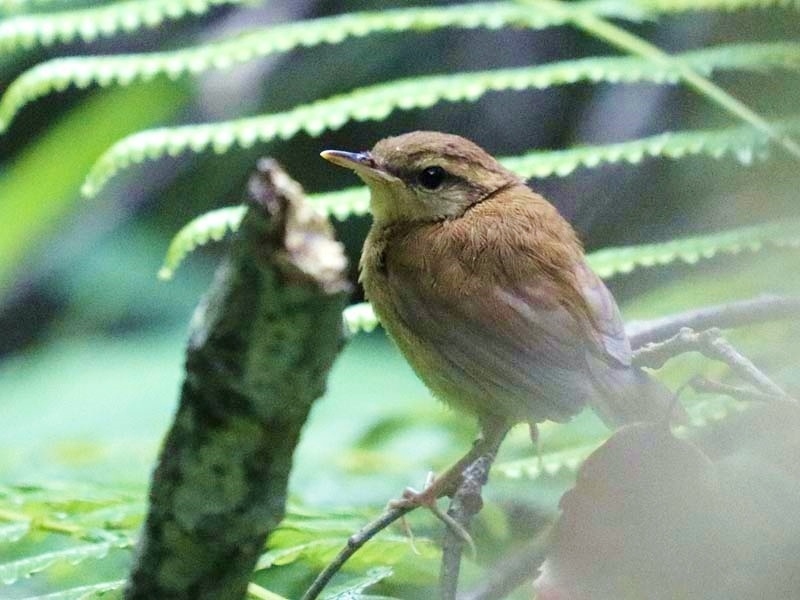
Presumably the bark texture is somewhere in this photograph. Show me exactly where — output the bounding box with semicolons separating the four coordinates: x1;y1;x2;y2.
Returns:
126;159;350;600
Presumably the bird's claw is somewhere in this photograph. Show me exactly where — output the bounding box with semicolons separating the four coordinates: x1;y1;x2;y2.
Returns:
389;472;440;510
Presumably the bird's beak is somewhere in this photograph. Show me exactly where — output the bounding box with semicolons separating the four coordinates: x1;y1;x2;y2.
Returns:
320;149;396;183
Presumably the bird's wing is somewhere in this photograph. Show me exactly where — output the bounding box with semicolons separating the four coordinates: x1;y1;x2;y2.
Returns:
573;260;632;367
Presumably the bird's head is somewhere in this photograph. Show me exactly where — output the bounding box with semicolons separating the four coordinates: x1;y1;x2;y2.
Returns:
321;131;520;225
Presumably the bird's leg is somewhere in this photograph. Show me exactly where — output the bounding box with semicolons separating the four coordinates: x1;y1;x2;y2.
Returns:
390;418;510;509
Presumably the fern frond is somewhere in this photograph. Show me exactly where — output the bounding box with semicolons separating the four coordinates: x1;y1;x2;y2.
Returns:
689;396;746;427
157;205;245;280
0;0;245;52
538;0;800;158
23;579;125;600
633;0;800;12
0;1;653;133
504;118;800;177
321;566;394;599
343;302;380;336
7;34;800;133
82;43;800;197
587;219;800;278
315;119;800;218
158;119;800;280
494;442;602;481
342;219;800;334
308;188;371;221
0;540;130;585
0;521;30;543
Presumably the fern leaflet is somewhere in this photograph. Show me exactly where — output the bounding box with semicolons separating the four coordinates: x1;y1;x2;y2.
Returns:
82;42;800;197
587;219;800;278
157;205;246;280
0;0;246;51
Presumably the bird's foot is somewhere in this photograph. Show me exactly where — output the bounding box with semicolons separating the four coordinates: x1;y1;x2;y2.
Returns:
388;472;440;510
389;472;477;557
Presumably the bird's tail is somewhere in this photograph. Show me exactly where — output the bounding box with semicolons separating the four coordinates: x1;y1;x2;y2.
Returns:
588;361;688;428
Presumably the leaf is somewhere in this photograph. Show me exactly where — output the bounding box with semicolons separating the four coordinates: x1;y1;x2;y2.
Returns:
493;442;604;481
535;406;800;599
633;0;800;12
157;205;246;280
340;220;800;336
81;43;800;197
0;1;647;133
0;0;246;51
586;219;800;278
0;541;129;585
0;78;187;298
21;580;125;600
321;566;395;600
158;119;800;281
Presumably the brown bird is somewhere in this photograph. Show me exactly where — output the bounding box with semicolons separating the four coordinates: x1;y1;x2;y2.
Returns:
321;131;674;503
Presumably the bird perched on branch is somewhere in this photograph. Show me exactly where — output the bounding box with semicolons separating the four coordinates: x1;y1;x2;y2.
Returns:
321;131;677;504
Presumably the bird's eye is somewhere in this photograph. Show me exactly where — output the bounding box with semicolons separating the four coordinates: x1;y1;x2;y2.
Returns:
417;166;446;190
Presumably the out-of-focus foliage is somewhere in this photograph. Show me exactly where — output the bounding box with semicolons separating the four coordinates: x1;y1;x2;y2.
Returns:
0;0;797;598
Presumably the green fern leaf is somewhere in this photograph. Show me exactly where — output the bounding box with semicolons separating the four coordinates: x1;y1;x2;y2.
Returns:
81;42;800;198
0;0;246;52
309;188;371;221
0;3;612;132
587;219;800;278
0;1;658;133
305;119;800;218
22;579;125;600
0;540;130;585
158;120;800;280
494;442;602;480
0;521;30;543
321;566;394;600
633;0;800;12
157;205;246;280
343;302;380;336
503;118;799;177
343;219;800;334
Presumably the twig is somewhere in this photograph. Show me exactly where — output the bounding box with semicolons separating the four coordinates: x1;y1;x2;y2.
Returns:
440;437;505;600
626;295;800;349
300;506;413;600
633;327;789;399
689;375;796;404
125;160;350;600
302;425;511;600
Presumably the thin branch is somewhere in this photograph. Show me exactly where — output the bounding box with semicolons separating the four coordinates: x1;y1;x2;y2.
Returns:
300;506;413;600
302;426;511;600
626;294;800;349
633;327;790;399
439;452;498;600
689;375;796;404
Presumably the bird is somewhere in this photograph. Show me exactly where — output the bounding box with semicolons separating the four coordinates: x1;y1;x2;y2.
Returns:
321;131;677;504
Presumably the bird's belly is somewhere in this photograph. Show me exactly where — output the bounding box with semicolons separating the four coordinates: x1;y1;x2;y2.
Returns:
370;289;591;425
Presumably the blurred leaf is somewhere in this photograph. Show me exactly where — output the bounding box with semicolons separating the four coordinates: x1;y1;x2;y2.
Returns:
81;43;800;197
321;566;395;600
0;0;246;51
0;79;187;297
587;218;800;278
158;205;245;280
535;403;800;600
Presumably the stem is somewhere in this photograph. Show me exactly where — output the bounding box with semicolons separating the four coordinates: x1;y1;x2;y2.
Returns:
519;0;800;159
